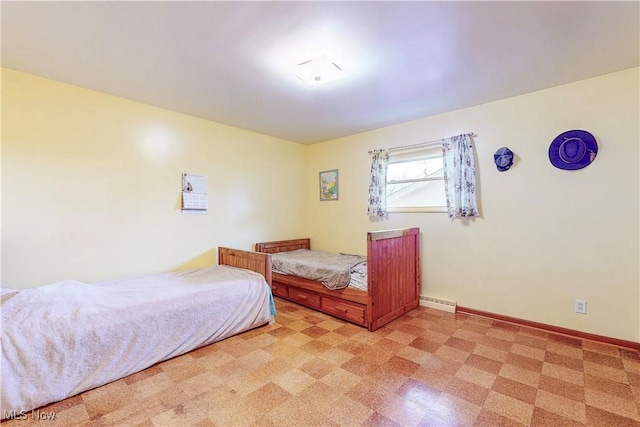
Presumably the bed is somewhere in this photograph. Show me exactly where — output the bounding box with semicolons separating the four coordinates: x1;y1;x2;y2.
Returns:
255;227;420;332
1;247;274;418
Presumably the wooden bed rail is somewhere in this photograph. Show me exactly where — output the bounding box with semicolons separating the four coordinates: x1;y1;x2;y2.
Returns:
218;247;272;287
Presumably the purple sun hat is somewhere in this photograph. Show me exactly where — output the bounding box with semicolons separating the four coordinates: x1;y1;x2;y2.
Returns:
549;130;598;170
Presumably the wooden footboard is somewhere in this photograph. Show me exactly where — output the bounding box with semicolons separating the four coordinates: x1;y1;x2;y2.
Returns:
367;228;421;331
218;247;272;287
254;227;420;332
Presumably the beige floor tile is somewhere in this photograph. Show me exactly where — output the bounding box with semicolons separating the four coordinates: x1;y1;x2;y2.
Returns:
585;388;640;420
535;388;587;423
583;360;631;383
318;346;356;365
272;368;316;395
541;361;585;387
434;344;471;364
546;340;585;359
319;366;362;392
472;343;510;362
499;363;541;388
377;393;430;426
429;392;483;426
510;342;547;361
483;390;534;425
326;395;373;425
455;364;497;389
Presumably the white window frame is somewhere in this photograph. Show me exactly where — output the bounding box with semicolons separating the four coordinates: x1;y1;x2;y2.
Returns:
386;146;447;213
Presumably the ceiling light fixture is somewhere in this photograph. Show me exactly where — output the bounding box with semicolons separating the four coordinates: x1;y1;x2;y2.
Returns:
294;54;345;86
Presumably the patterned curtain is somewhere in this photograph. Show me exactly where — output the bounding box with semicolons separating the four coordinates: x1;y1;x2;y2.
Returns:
442;134;479;218
367;149;390;218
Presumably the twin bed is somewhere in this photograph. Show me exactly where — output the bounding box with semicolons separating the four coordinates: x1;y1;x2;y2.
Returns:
1;248;274;418
254;227;420;332
1;228;420;417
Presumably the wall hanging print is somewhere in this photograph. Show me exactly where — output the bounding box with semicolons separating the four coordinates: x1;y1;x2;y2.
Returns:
548;129;598;170
319;169;339;201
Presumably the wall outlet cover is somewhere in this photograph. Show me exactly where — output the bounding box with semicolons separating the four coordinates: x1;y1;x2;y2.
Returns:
575;299;587;314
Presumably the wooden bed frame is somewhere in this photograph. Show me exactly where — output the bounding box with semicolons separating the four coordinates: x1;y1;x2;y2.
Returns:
254;228;420;331
218;247;273;286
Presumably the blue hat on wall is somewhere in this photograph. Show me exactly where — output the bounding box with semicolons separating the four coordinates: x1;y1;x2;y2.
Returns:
493;147;514;172
548;130;598;170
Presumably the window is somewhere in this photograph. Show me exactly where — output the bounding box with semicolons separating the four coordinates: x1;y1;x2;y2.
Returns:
386;146;447;212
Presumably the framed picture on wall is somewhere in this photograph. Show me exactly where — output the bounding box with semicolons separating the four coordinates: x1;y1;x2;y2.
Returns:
319;169;339;201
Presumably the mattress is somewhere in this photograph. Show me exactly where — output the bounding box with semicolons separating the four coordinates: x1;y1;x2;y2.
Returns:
1;265;274;417
271;249;367;290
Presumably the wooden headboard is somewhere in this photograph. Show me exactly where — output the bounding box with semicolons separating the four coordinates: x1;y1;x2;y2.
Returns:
218;247;272;287
255;238;310;254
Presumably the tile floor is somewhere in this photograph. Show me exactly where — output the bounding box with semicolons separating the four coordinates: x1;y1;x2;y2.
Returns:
2;298;639;426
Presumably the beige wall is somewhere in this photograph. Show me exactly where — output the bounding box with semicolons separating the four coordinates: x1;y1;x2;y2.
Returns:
3;68;638;343
304;68;639;342
1;69;306;288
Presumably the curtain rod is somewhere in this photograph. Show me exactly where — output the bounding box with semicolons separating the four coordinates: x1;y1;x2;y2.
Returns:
368;132;476;155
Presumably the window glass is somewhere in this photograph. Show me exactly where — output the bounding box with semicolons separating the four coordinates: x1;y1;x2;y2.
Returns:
386;150;446;209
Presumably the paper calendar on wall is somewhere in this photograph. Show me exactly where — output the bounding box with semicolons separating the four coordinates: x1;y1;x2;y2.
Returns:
182;173;208;214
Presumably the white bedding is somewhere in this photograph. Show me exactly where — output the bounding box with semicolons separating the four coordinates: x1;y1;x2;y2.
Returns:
1;265;274;416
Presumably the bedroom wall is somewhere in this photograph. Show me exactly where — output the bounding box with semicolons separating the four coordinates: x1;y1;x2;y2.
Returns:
3;67;638;343
303;68;640;343
1;68;306;288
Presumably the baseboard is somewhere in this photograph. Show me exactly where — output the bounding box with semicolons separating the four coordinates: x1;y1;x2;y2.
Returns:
419;295;456;313
456;305;640;351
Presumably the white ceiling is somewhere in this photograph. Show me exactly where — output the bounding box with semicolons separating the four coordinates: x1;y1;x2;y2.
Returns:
2;1;638;144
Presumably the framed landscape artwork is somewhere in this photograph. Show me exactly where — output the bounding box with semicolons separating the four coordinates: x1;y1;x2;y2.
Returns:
319;169;339;201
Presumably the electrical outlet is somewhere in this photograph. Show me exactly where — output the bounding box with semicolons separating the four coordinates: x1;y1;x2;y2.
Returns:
575;299;586;314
